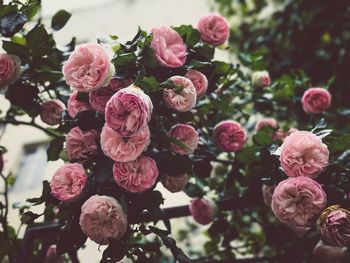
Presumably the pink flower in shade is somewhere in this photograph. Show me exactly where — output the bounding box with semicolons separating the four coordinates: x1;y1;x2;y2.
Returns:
197;14;229;46
161;174;188;193
50;163;87;202
89;78;132;113
44;245;64;263
40;100;66;126
0;53;21;89
79;195;127;245
168;124;199;155
67;91;93;118
313;241;345;262
100;124;150;162
105;86;150;137
63;43;115;92
252;71;271;88
213;120;246;152
185;69;208;98
262;184;276;206
317;205;350;247
271;177;326;227
150;26;187;68
189;197;218;225
255;118;278;131
274;128;298;141
113;155;159;193
302;88;332;114
279;131;329;179
163;76;197;112
66;127;99;161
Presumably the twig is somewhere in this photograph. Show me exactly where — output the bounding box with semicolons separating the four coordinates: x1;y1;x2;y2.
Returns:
0;119;59;138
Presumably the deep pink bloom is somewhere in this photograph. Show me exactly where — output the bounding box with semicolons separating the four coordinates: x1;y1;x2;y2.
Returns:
197;14;229;46
151;26;187;68
105;86;151;137
213;120;246;152
252;71;270;88
185;69;208;98
302;88;332;114
161;174;188;193
189;197;218;225
280;131;329;178
113;155;158;193
40;100;66;126
0;53;21;89
271;177;326;227
163;76;197;112
66;127;99;161
50;163;87;201
79;195;127;245
255;118;278;131
67;91;93;118
168;124;199;155
100;124;150;162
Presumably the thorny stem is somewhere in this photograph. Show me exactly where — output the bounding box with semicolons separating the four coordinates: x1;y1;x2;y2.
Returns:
0;119;59;138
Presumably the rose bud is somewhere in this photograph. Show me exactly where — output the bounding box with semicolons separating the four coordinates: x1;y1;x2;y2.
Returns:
185;69;208;99
79;195;127;245
50;163;87;202
105;86;151;137
313;241;345;262
168;124;199;155
280;131;329;179
302;87;332;114
252;71;271;88
197;14;229;46
113;155;158;193
67;91;94;118
161;174;188;193
189;197;218;225
271;177;326;227
89;78;132;113
163;76;197;112
100;124;150;162
0;53;21;90
316;205;350;247
213;120;246;152
150;26;187;68
255;118;298;141
66;127;99;161
262;184;275;206
63;43;115;92
40;100;66;126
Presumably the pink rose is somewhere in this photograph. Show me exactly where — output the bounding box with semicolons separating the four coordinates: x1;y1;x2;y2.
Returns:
40;100;66;126
150;26;187;68
185;69;208;98
271;177;326;227
302;88;332;114
44;245;64;263
313;241;345;262
79;195;127;245
252;71;271;88
0;53;21;89
66;127;99;161
317;205;350;247
189;197;218;225
255;118;278;131
280;131;329;178
274;127;298;141
113;155;158;193
50;163;87;201
100;124;150;162
89;78;132;113
213;120;246;152
197;14;229;46
168;124;199;155
63;43;115;92
163;76;197;112
105;86;151;137
67;91;94;118
262;184;275;206
161;174;188;193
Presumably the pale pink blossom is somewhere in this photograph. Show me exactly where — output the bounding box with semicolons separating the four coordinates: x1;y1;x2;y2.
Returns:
213;120;246;152
66;127;99;161
302;88;331;114
67;91;93;118
185;69;208;98
40;100;66;125
197;14;229;46
189;197;218;225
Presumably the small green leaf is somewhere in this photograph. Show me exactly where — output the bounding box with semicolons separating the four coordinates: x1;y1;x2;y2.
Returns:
134;76;160;92
112;52;137;67
51;10;71;31
47;136;65;161
26;25;49;50
238;53;252;66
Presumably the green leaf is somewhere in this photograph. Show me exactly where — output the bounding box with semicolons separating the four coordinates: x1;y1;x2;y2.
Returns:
26;25;50;50
27;180;51;205
236;146;263;164
47;136;65;161
20;211;41;224
24;4;40;20
112;52;137;67
134;76;160;92
238;53;252;66
51;9;71;31
2;40;28;57
173;25;200;46
253;131;273;146
141;46;158;68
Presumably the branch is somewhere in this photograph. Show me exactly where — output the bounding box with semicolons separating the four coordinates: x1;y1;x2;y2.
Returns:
0;119;59;138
